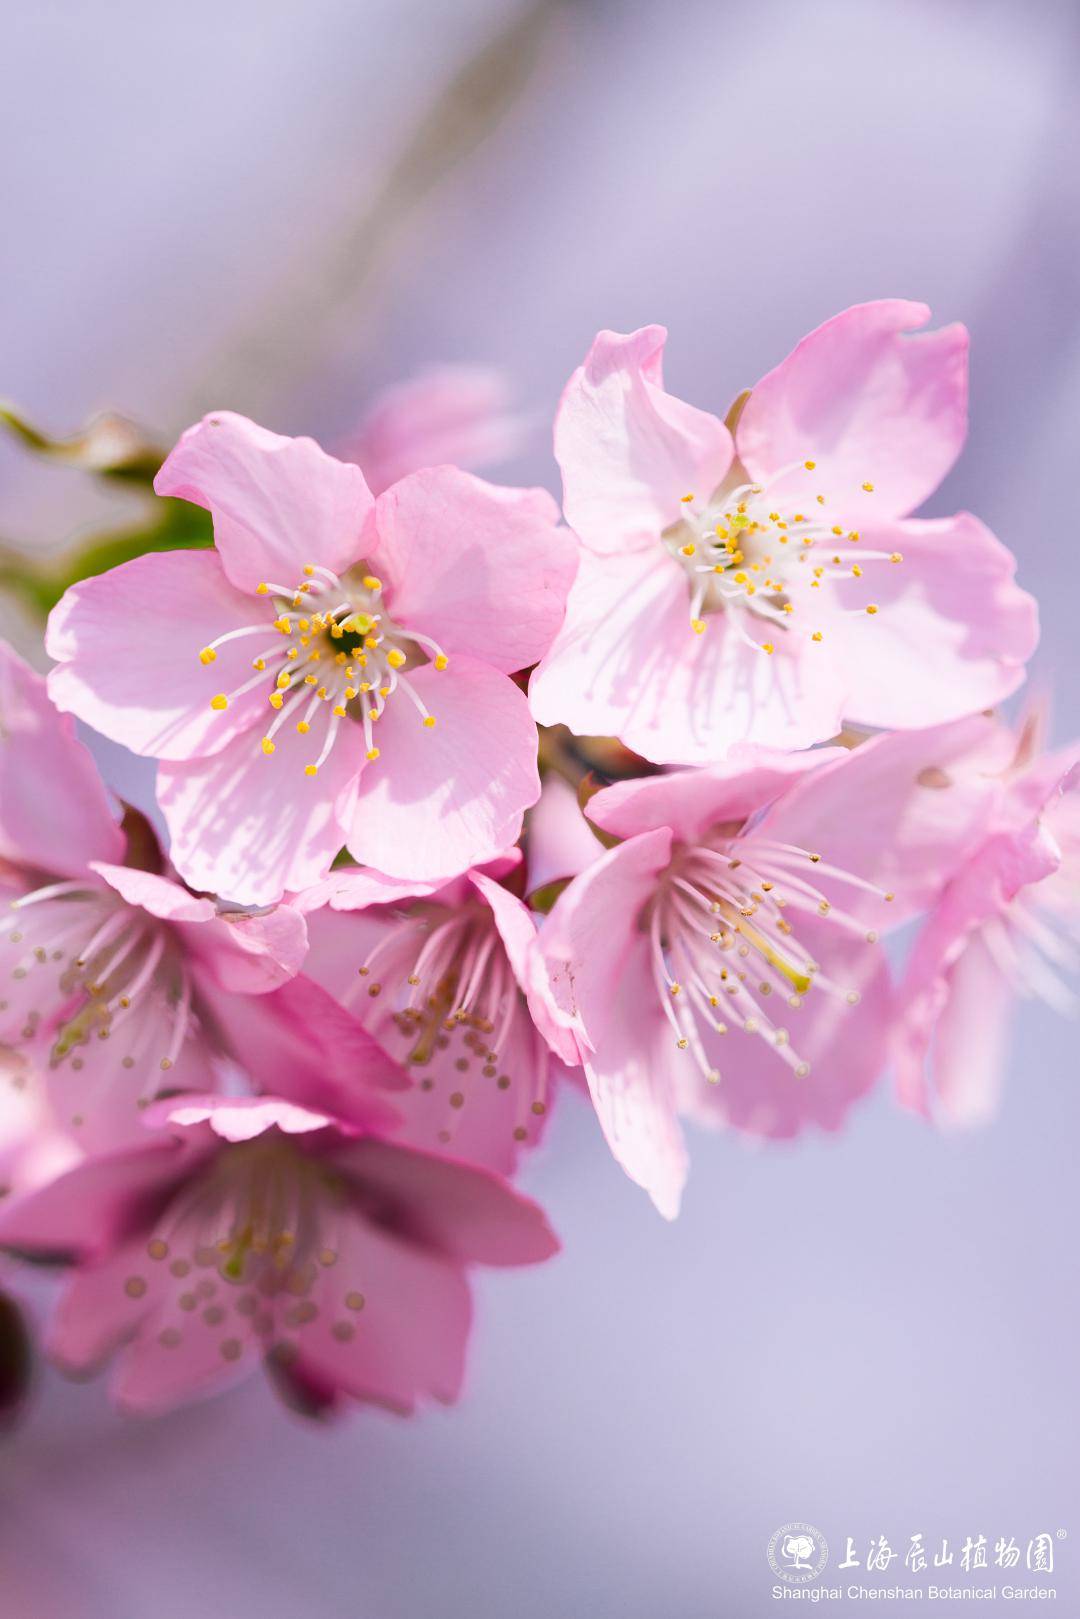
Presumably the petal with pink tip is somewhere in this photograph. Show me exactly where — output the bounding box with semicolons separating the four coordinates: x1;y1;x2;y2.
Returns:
369;467;576;674
46;548;269;761
737;300;968;519
0;642;124;878
555;326;733;556
157;708;364;907
180;904;308;996
154;411;372;594
0;1136;190;1260
345;658;539;882
89;861;215;923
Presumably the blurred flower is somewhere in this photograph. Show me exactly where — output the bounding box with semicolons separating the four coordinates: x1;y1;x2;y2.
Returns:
530;303;1038;762
542;750;898;1216
46;413;577;902
297;846;580;1175
895;710;1080;1126
0;1095;558;1418
340;365;526;496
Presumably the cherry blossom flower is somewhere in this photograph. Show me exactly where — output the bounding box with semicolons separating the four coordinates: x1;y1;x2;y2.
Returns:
530;302;1038;763
541;750;899;1216
894;710;1080;1125
0;1096;558;1416
0;644;400;1147
296;846;581;1175
45;413;577;904
340;364;526;496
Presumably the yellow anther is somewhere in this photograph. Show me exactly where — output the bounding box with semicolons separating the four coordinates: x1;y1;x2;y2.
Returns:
276;671;291;689
386;649;407;669
304;764;317;777
252;658;266;671
866;603;879;615
362;575;382;591
815;494;826;505
804;459;816;470
210;693;228;711
691;618;707;635
862;482;874;492
303;565;315;577
333;705;346;718
811;631;823;642
379;686;390;698
330;624;343;638
344;687;357;700
679;543;696;557
762;642;775;655
274;617;291;634
851;563;863;578
269;692;283;710
680;492;695;503
733;571;748;585
316;686;328;699
434;653;449;671
890;551;903;563
848;531;860;542
364;635;379;649
199;647;217;665
298;618;310;632
262;738;276;756
296;721;310;735
304;674;318;686
366;747;380;761
782;602;795;614
423;715;436;729
287;647;298;660
256;583;269;595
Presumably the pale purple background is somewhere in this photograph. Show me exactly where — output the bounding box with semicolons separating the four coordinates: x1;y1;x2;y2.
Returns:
1;3;1078;1615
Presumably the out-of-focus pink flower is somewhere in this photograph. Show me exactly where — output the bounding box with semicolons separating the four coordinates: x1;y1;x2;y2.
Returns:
0;644;400;1147
45;413;577;904
895;712;1080;1126
0;1096;558;1417
296;847;581;1175
340;365;527;497
531;303;1038;764
541;750;900;1217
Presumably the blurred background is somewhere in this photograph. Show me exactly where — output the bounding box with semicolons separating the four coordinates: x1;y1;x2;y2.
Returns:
1;2;1078;1614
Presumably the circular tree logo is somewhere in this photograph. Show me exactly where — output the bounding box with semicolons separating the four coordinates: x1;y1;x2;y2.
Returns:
767;1523;830;1585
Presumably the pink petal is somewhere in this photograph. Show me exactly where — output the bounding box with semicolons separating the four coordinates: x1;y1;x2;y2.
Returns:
0;1136;188;1259
530;546;847;765
368;467;575;674
586;749;845;844
327;1137;560;1267
154;411;372;594
161;1095;336;1141
157;709;364;906
555;326;733;556
524;776;603;893
180;904;309;996
469;869;580;1070
345;658;539;881
737;300;968;519
88;861;215;923
580;937;689;1220
290;867;446;913
46;549;268;760
0;642;124;878
342;364;525;496
543;827;673;1050
926;931;1013;1128
819;514;1037;729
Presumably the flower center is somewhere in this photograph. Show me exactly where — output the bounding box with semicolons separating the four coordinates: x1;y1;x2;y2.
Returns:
344;901;547;1147
661;459;900;656
126;1138;371;1359
643;831;892;1084
199;564;449;777
2;883;196;1119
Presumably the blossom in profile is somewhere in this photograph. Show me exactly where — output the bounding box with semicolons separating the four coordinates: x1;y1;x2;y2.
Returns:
540;750;900;1216
894;710;1080;1125
531;302;1038;763
0;644;399;1147
0;1096;558;1416
340;364;526;496
45;413;577;904
297;845;581;1175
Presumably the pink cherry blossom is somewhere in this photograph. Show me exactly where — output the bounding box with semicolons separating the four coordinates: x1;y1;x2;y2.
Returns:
339;364;526;496
0;644;400;1147
541;750;898;1217
894;712;1080;1126
530;304;1038;764
45;413;577;904
0;1096;558;1416
296;848;581;1175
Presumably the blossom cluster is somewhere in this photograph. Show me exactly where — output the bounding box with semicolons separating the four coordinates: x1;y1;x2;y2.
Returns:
0;301;1073;1420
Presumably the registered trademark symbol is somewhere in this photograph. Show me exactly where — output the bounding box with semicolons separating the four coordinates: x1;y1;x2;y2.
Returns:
1056;1529;1067;1540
